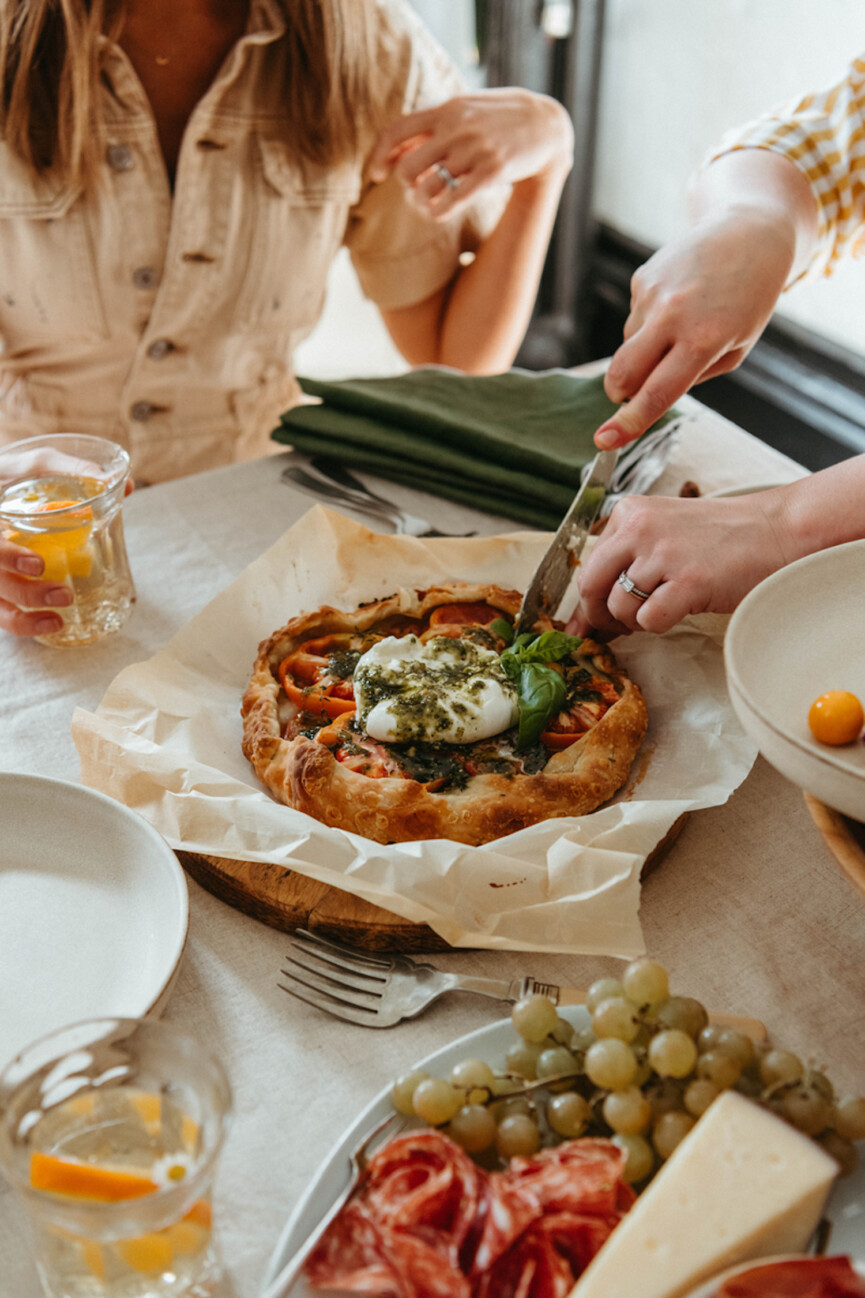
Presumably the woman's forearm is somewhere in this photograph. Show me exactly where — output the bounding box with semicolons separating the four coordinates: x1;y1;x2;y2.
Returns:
779;454;865;560
435;161;571;373
689;148;820;282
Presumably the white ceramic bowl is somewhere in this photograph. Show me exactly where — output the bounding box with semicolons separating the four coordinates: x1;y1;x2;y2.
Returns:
724;540;865;823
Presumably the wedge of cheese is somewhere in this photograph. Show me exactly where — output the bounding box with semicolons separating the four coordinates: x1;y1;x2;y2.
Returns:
569;1090;838;1298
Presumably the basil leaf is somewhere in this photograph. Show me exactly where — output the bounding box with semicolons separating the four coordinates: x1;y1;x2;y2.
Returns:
489;617;515;645
520;631;583;663
517;662;567;749
500;654;521;683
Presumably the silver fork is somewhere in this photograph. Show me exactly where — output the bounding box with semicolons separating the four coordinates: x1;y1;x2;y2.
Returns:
277;930;768;1038
278;929;563;1028
279;455;475;538
258;1110;403;1298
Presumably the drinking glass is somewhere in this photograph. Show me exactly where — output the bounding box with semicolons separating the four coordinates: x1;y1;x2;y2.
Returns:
0;1018;232;1298
0;433;136;646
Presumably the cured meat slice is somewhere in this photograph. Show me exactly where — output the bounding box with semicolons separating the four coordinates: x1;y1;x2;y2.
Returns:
711;1256;865;1298
473;1211;626;1298
305;1131;486;1298
472;1139;634;1274
305;1132;632;1298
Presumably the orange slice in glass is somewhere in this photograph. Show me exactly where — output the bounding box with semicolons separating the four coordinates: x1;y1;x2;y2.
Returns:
7;500;93;583
30;1153;157;1201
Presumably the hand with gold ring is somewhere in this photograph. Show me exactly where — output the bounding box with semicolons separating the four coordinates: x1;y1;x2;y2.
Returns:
367;87;573;220
566;490;801;638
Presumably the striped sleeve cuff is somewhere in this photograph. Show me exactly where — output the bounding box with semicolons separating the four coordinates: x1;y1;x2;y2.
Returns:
702;57;865;283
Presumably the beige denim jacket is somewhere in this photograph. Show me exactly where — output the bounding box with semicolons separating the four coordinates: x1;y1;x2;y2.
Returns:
0;0;501;483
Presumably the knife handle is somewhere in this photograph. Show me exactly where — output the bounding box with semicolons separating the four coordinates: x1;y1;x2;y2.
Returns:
555;986;767;1042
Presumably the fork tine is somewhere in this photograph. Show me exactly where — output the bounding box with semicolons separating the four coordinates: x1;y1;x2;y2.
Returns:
280;962;384;1011
277;980;379;1025
291;929;395;971
282;952;385;999
288;940;390;983
279;955;384;1002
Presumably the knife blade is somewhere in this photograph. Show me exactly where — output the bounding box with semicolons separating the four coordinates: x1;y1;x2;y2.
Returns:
514;449;618;636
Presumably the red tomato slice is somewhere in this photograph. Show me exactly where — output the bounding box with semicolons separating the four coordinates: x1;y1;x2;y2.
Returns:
540;731;582;750
428;602;501;627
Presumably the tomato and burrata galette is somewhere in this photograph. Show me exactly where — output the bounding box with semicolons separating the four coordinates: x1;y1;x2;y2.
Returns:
241;583;648;846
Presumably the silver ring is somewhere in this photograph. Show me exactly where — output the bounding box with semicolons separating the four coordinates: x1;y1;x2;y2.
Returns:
435;162;460;190
618;569;653;601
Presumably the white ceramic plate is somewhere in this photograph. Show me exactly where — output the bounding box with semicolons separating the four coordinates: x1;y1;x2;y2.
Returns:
0;773;189;1072
260;1009;865;1297
725;540;865;823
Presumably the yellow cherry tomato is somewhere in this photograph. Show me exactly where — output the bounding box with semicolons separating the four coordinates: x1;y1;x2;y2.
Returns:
808;691;865;746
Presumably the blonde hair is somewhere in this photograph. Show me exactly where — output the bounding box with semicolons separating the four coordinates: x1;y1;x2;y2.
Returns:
0;0;386;185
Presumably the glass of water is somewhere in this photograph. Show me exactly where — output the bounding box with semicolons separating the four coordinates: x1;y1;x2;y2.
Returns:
0;433;136;646
0;1018;232;1298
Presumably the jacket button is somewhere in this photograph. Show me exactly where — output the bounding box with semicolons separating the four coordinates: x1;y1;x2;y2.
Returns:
133;266;158;290
130;400;155;422
147;338;173;360
106;143;134;171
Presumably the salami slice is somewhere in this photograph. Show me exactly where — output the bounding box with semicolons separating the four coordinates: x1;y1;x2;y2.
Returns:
711;1256;865;1298
305;1132;632;1298
305;1131;485;1298
472;1139;634;1274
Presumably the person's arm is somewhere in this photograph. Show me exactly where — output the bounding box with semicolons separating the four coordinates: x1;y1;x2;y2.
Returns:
592;149;818;449
368;89;573;373
592;57;865;450
571;455;865;637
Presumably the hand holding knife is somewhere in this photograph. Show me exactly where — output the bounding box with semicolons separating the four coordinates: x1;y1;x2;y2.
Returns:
515;450;619;635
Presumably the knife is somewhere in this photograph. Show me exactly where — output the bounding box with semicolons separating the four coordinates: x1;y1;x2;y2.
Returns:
514;449;619;636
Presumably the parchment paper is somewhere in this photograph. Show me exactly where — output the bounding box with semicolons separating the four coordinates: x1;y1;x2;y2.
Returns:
71;507;757;956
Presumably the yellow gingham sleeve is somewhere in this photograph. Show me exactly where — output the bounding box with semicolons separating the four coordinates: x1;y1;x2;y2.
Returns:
704;57;865;282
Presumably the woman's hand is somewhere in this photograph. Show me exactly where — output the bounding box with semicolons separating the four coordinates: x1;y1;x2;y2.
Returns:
0;446;133;639
367;88;573;220
593;210;795;450
593;148;820;450
570;489;800;637
0;536;73;638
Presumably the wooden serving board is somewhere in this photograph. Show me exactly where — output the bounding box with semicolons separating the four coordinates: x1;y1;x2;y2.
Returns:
176;814;688;953
804;794;865;900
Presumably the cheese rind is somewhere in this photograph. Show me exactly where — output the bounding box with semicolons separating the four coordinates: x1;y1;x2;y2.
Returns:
569;1091;838;1298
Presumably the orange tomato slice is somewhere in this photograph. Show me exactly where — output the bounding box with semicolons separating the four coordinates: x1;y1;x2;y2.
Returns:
281;650;329;684
315;711;357;746
540;730;582;750
281;677;356;720
30;1153;157;1201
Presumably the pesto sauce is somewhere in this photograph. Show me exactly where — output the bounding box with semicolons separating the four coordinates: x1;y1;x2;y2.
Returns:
386;743;470;790
354;635;514;744
327;649;361;680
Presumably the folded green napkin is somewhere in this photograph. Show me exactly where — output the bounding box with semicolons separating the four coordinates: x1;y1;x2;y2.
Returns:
272;368;677;530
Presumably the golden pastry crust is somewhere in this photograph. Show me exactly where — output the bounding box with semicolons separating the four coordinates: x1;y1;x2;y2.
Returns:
241;583;648;846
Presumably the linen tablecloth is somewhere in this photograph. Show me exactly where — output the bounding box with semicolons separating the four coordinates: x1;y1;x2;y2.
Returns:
3;393;863;1298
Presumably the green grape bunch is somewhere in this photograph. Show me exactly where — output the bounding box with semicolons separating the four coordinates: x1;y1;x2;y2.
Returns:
390;957;865;1187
